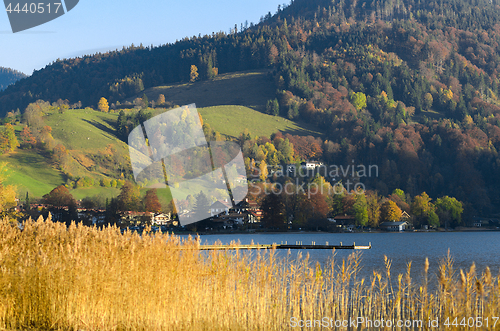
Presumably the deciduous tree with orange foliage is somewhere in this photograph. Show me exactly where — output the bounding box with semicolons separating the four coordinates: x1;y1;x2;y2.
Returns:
43;185;77;208
380;200;402;222
0;163;17;217
20;126;36;149
144;189;162;213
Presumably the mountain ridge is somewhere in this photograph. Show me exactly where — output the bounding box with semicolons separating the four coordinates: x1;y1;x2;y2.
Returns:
0;66;27;92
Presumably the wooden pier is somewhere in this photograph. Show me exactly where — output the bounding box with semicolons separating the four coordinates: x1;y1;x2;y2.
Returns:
197;241;371;250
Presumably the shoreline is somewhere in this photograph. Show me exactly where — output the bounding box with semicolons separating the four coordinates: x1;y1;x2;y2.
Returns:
168;227;500;236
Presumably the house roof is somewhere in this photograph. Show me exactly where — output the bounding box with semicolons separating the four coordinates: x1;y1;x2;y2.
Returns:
210;201;230;209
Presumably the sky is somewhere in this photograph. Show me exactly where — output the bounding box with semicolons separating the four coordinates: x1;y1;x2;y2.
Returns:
0;0;287;75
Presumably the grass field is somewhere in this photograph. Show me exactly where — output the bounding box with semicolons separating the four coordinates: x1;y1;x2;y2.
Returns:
0;150;64;198
69;187;121;200
199;105;321;138
44;109;122;150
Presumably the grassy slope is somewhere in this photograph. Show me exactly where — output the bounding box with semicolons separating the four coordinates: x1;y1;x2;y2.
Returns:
1;150;64;198
139;70;276;112
198;105;321;138
3;71;322;200
45;109;121;150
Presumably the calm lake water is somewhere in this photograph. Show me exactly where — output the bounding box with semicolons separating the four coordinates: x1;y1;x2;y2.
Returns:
182;231;500;283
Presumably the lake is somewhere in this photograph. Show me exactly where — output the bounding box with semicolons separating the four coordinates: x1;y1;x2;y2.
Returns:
182;231;500;283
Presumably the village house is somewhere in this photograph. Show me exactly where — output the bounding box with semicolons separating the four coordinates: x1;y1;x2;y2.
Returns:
120;211;154;226
301;160;324;170
212;213;246;229
77;208;106;225
208;198;262;226
380;221;409;231
151;213;177;226
210;200;231;217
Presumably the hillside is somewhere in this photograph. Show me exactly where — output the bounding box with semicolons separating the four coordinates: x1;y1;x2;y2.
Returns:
1;96;318;199
0;67;27;91
3;0;500;218
0;108;130;199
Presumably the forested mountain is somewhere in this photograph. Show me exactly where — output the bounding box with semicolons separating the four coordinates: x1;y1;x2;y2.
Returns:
3;0;500;217
0;67;27;91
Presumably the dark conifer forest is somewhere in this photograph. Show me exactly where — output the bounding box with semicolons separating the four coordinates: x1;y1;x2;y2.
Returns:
0;67;27;91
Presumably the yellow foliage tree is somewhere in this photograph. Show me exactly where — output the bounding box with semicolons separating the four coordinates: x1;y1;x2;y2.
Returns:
190;65;199;82
156;94;166;105
463;115;474;127
98;97;109;112
380;200;402;222
259;160;269;182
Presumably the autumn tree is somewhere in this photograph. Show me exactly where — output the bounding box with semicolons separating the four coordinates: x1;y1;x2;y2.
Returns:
330;189;347;217
424;93;433;110
143;189;162;213
190;65;199;82
40;125;55;150
156;94;166;106
98;97;109;112
268;44;279;64
52;144;69;169
170;155;185;179
166;199;178;216
24;102;44;129
43;185;77;207
380;200;402;222
258;160;268;181
389;189;410;212
0;124;19;153
116;181;141;211
186;194;196;210
20;126;36;149
308;191;329;220
0;163;17;216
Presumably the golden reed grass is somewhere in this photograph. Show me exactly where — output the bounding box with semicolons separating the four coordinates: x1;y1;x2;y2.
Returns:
0;216;498;330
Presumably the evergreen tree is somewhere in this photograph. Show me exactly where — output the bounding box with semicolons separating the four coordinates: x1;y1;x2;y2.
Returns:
194;191;210;222
117;110;127;140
